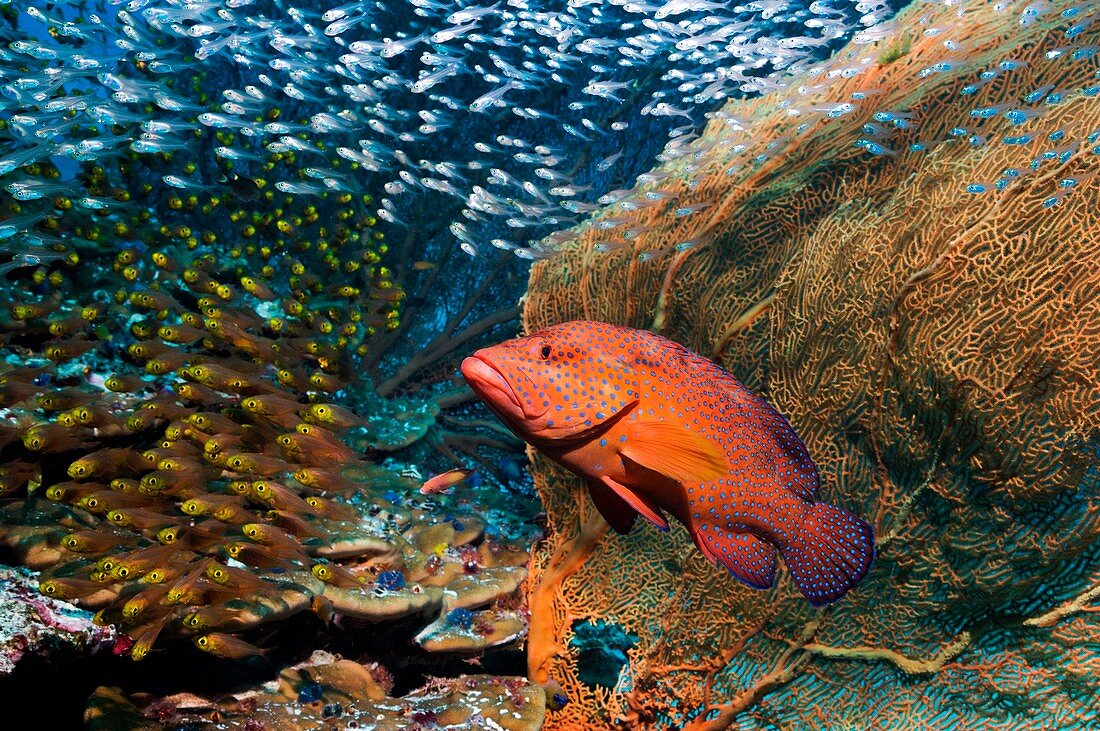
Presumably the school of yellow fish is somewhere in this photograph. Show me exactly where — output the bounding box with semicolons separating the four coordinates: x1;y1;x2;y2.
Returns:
0;239;528;663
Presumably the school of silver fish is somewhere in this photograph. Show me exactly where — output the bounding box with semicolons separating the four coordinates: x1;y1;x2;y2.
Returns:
0;0;1097;267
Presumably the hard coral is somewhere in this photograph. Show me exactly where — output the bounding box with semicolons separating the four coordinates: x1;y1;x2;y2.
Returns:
85;651;546;731
525;1;1100;728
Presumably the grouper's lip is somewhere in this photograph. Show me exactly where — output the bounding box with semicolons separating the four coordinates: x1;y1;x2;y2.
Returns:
460;355;545;420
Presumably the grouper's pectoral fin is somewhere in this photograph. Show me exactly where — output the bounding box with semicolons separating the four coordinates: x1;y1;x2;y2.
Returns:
586;478;637;534
598;475;669;532
690;526;776;590
618;417;727;485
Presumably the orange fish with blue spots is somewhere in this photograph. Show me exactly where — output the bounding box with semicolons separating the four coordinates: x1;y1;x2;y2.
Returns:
461;320;874;606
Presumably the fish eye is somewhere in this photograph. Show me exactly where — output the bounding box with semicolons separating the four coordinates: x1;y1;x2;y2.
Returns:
540;344;552;358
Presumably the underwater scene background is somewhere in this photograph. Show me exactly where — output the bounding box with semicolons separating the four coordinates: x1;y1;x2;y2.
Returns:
0;0;1098;728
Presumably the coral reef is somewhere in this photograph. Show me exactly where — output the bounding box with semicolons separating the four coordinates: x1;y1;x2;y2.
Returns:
0;565;114;674
84;650;545;730
524;0;1100;728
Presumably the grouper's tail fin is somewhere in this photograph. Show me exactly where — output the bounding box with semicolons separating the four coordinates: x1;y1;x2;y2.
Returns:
781;502;874;606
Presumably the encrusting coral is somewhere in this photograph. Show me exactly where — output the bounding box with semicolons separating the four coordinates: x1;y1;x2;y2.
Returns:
524;0;1100;728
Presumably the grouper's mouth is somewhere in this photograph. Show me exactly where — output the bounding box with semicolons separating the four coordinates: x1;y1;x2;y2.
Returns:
460;355;546;423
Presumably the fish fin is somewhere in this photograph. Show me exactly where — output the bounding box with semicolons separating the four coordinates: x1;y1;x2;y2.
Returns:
599;476;669;531
620;419;727;485
586;479;637;535
691;528;776;590
781;502;875;606
767;411;819;501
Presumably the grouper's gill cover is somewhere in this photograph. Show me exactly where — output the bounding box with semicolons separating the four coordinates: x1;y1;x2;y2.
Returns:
459;322;643;441
461;320;875;606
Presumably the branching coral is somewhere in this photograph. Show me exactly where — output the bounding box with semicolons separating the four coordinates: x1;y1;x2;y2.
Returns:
523;0;1100;727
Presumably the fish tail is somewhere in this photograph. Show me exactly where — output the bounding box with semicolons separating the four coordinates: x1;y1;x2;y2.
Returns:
782;502;875;606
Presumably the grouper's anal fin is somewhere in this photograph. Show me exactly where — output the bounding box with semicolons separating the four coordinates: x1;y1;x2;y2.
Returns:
689;525;777;590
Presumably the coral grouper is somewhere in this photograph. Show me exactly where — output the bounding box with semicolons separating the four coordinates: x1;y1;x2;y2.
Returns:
461;320;874;605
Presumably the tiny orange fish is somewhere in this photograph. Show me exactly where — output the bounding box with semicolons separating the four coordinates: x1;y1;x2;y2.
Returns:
419;468;474;495
292;467;356;493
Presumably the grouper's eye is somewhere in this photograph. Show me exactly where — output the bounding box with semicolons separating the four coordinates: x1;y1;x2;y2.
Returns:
540;344;552;359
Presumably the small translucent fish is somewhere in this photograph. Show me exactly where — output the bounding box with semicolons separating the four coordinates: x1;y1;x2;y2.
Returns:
597;151;624;172
1004;108;1044;125
312;562;365;588
855;139;897;156
193;633;267;660
1042;190;1071;208
675;201;713;216
673;237;710;252
638;248;671;263
469;79;524;113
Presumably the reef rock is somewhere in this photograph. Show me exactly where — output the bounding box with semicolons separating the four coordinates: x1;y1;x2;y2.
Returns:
85;651;546;731
0;565;114;675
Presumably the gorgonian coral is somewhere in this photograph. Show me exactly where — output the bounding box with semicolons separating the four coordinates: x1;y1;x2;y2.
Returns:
523;0;1100;727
